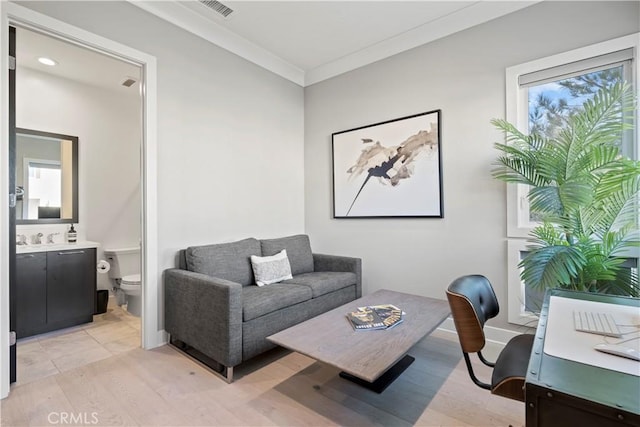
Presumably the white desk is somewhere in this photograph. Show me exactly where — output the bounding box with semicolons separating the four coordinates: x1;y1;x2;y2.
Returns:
544;296;640;376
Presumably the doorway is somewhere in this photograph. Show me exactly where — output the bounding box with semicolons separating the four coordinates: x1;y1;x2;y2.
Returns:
12;24;143;385
1;2;160;398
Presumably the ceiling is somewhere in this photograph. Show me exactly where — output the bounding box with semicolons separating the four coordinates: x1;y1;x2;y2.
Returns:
192;1;481;71
133;0;539;86
16;27;141;95
15;1;539;89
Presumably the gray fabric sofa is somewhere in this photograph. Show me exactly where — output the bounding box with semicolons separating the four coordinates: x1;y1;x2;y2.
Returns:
164;234;361;382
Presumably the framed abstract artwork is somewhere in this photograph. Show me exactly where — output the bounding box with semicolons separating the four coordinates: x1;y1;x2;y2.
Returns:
332;110;443;218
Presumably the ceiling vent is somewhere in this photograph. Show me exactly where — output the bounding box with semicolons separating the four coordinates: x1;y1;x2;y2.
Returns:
198;0;234;18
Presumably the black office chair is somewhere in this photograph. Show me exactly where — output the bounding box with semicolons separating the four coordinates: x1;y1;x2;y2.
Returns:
446;275;534;402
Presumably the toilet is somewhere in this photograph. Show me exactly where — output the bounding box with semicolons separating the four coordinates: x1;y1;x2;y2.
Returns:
103;246;142;317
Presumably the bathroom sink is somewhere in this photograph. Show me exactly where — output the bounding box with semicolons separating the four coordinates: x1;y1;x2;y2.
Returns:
16;241;100;254
46;244;79;250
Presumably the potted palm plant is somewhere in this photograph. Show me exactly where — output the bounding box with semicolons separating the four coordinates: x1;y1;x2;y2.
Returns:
492;82;639;297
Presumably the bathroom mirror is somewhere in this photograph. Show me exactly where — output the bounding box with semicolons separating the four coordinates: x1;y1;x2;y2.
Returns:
15;128;78;224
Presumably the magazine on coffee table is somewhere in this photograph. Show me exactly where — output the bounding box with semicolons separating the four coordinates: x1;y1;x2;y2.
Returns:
347;304;404;330
346;307;386;330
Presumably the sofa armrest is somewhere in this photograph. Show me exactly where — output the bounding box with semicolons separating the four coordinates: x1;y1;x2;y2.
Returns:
164;268;243;367
313;253;362;298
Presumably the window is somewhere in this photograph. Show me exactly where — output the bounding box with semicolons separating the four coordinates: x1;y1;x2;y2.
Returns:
507;239;542;326
506;38;638;237
517;50;634;229
504;33;639;325
23;159;61;219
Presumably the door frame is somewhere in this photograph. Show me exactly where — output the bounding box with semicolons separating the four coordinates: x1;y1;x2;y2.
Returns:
0;3;162;398
8;25;15;385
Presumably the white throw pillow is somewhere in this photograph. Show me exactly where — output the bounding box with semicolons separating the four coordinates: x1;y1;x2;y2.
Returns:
251;249;293;286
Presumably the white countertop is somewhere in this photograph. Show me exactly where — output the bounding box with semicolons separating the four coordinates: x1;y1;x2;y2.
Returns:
16;241;100;254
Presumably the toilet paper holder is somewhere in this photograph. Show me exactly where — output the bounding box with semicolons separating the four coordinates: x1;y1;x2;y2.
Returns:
97;260;111;274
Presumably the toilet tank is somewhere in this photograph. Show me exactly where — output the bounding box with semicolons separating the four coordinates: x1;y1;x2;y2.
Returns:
103;247;140;279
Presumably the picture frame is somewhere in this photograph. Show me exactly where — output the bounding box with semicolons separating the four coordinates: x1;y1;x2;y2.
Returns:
332;110;443;218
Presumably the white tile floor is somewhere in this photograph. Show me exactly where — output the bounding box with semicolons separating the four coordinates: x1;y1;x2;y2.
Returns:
16;299;141;386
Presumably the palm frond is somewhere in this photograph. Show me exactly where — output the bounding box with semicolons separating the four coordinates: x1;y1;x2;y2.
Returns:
595;163;640;201
597;268;639;297
584;145;623;174
491;119;546;151
599;228;640;258
592;172;640;234
536;142;570;182
557;180;594;214
492;157;549;186
571;82;635;150
520;245;587;290
528;186;563;216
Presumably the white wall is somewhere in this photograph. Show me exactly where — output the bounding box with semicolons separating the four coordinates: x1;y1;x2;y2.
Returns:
19;1;636;336
17;1;305;325
304;1;640;330
16;66;141;290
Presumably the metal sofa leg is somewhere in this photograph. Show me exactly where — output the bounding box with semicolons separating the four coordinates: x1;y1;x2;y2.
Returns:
210;364;234;383
169;336;235;383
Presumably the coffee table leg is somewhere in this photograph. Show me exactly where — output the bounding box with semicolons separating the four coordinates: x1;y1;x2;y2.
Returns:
339;354;415;394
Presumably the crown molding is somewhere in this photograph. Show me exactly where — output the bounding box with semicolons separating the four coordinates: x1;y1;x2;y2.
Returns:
129;1;305;86
130;1;539;88
304;1;540;86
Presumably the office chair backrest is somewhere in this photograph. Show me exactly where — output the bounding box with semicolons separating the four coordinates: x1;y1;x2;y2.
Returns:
446;275;500;353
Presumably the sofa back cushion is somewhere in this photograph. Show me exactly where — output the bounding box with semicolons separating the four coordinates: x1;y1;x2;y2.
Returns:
185;237;261;286
260;234;314;276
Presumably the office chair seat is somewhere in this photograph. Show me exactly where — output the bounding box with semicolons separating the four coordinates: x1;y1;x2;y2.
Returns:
446;274;534;403
491;334;535;401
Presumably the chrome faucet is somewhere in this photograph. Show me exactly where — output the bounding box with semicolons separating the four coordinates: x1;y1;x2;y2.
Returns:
47;232;60;244
16;234;27;245
32;233;43;245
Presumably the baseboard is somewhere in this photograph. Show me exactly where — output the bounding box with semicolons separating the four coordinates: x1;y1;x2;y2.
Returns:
144;328;169;350
437;317;522;348
151;322;513;351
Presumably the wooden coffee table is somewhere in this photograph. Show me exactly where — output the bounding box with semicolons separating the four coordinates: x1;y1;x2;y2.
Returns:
267;289;450;393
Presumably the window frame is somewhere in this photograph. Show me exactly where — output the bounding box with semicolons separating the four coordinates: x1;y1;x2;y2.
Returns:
507;239;541;326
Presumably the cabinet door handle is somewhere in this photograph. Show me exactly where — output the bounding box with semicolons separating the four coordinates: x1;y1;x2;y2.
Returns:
58;250;86;255
18;254;35;258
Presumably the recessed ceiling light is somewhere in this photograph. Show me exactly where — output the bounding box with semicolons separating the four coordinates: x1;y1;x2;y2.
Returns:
37;57;57;66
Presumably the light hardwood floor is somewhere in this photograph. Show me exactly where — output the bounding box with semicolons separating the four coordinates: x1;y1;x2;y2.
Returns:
14;302;141;386
2;322;524;426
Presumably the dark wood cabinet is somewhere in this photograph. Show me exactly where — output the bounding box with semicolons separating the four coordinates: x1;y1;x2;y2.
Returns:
15;253;47;338
16;247;96;338
47;249;96;326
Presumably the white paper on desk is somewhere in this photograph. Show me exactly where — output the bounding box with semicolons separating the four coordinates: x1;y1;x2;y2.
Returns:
544;296;640;377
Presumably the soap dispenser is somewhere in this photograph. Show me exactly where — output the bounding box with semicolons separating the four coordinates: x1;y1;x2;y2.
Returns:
67;224;77;243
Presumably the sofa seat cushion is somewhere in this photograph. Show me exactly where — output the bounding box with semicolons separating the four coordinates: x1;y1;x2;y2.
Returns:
285;272;357;298
260;234;314;276
185;238;261;286
242;283;312;321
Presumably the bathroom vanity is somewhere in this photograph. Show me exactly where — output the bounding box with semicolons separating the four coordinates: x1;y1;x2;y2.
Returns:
16;242;98;338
